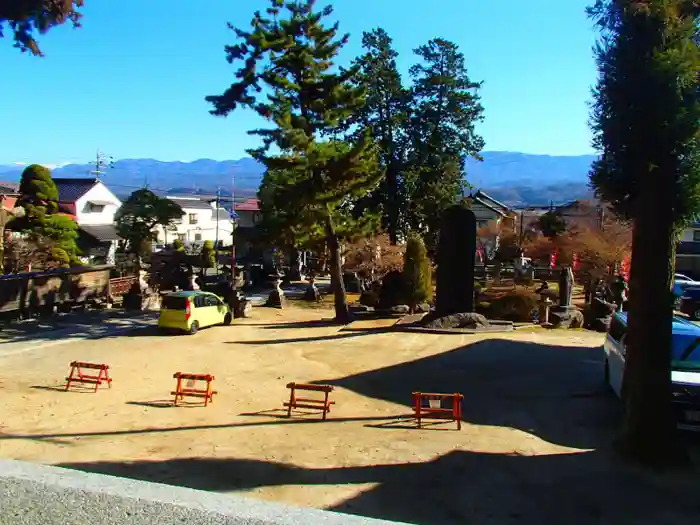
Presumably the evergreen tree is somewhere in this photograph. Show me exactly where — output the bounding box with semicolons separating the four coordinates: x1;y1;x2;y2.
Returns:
403;234;431;313
115;189;184;256
15;164;59;228
207;0;381;323
588;0;700;464
200;240;216;269
343;28;411;244
0;0;83;55
13;164;81;266
537;210;567;239
172;238;184;252
407;38;485;250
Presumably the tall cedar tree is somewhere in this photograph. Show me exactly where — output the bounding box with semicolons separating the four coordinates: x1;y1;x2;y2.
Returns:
0;0;83;55
589;0;700;464
343;28;411;244
407;39;485;250
115;189;184;257
206;0;381;323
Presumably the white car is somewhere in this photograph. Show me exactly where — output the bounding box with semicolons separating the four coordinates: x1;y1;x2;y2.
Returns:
603;312;700;431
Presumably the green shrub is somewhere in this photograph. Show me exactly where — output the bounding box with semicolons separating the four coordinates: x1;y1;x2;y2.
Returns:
403;234;431;312
172;239;184;252
200;240;216;268
488;288;539;322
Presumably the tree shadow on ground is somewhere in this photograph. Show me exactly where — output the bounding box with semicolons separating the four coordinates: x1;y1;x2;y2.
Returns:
315;338;621;451
57;448;700;525
230;326;393;346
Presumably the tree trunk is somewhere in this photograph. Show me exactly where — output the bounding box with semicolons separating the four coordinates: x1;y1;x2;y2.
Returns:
387;162;399;245
324;212;351;324
618;165;684;466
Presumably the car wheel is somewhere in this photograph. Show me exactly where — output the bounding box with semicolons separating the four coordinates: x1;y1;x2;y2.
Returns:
223;313;232;326
692;309;700;321
188;321;199;335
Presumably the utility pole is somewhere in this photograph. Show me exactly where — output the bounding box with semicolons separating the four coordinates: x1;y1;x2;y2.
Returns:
214;187;220;279
231;167;237;285
90;149;114;181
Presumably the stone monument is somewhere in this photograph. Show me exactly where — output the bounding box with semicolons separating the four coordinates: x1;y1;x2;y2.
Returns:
435;205;476;317
550;265;583;328
265;272;286;308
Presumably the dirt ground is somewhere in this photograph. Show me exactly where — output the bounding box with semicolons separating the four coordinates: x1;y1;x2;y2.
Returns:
0;306;699;525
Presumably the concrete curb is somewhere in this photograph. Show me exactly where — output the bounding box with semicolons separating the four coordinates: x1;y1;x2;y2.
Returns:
0;459;409;525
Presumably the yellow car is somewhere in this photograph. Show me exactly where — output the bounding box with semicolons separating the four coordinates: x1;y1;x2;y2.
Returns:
158;291;232;335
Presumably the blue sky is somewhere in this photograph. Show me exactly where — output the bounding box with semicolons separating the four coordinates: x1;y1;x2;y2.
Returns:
1;0;598;166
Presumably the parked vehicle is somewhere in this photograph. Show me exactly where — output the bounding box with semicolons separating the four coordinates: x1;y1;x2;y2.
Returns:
603;312;700;431
680;286;700;320
673;273;700;305
158;291;232;335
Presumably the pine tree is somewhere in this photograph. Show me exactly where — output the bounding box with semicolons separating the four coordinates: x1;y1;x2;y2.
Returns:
407;39;485;250
207;0;381;323
343;28;411;244
588;0;700;465
0;0;83;55
200;240;216;269
13;164;81;266
403;234;431;313
115;189;184;256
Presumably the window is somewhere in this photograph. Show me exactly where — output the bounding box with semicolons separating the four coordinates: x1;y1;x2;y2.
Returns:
86;203;105;213
172;216;183;224
693;230;700;242
194;233;202;241
177;234;186;241
189;213;198;225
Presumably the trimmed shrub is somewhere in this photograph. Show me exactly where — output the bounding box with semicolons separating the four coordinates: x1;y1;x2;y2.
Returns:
200;240;216;269
487;288;539;322
403;234;431;313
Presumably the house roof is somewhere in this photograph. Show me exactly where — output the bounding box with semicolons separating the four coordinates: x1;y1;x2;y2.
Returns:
80;224;120;242
469;195;506;217
234;198;260;212
0;182;19;195
54;178;98;203
474;190;511;212
167;197;214;210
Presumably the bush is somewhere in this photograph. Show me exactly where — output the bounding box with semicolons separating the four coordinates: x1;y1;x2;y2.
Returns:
403;234;431;312
200;240;216;268
172;239;184;252
359;289;380;308
487;288;539;322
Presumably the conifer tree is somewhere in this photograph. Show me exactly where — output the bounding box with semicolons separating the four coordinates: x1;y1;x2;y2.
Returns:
403;234;431;313
407;39;485;250
588;0;700;464
207;0;381;323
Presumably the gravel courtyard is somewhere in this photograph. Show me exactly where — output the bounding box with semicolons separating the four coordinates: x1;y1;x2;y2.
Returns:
0;307;698;525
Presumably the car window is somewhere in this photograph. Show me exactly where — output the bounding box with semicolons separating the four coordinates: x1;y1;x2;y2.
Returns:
672;336;700;371
608;316;627;343
162;296;188;310
193;295;206;308
204;294;219;307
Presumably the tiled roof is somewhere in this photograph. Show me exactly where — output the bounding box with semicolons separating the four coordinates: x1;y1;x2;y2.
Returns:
80;224;121;241
167;197;214;210
474;190;511;211
234;198;260;212
54;178;98;203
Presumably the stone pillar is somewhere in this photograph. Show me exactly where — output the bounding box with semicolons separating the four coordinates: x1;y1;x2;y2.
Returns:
435;205;476;317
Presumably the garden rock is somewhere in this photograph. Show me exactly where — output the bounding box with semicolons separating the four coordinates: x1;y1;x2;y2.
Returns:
390;304;410;314
551;309;584;329
423;312;490;330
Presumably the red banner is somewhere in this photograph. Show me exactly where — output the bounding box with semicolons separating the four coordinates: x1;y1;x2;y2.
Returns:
620;255;631;283
549;250;557;269
572;253;580;272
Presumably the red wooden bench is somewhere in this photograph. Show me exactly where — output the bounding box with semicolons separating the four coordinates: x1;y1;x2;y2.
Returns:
284;382;335;420
65;361;112;392
171;372;217;406
412;392;463;430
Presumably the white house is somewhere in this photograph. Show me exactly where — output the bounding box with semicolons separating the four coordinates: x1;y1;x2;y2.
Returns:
154;196;235;248
54;178;122;264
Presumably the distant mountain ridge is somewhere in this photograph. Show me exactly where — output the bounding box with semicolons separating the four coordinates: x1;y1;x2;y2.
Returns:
0;151;598;206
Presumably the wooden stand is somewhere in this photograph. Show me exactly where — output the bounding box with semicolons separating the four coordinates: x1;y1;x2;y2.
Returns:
412;392;463;430
284;382;334;420
65;361;112;392
171;372;217;406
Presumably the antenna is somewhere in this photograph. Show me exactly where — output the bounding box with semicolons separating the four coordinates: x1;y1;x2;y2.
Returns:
89;148;114;181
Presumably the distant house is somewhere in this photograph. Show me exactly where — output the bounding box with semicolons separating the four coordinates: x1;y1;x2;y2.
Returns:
232;198;263;261
154;196;236;248
467;190;515;229
53;178;122;264
0;182;19;212
677;221;700;278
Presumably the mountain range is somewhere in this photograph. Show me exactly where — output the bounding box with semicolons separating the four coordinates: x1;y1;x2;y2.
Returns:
0;151;599;206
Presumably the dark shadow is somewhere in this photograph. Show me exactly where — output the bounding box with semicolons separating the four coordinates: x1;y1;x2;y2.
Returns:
241;319;340;329
125;400;175;408
230;327;392;346
56;448;700;525
0;415;403;442
30;385;68;393
313;338;621;450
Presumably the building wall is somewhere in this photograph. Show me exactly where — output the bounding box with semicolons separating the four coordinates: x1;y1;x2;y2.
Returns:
155;203;235;246
470;202;503;228
681;225;700;243
74;183;122;226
